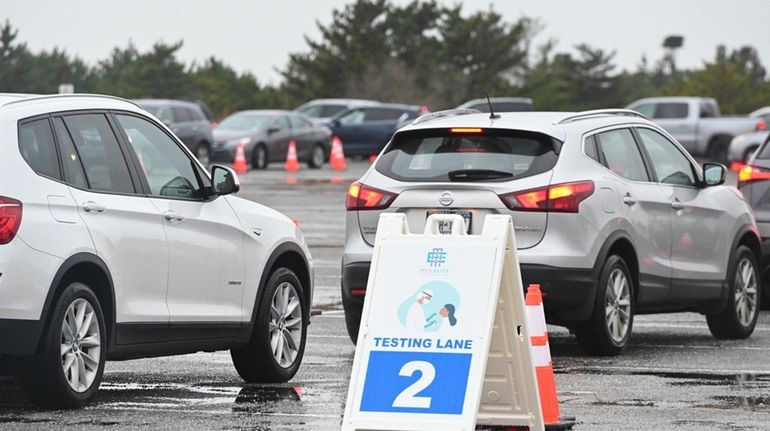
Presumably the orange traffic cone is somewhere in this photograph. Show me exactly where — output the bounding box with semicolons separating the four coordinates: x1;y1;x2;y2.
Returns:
330;136;347;171
285;140;300;173
526;284;575;430
233;140;248;174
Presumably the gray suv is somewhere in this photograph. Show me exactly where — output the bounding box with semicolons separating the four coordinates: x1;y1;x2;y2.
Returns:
135;99;215;165
343;109;762;356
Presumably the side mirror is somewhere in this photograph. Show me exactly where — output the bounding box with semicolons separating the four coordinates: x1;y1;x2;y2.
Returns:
703;162;726;187
331;119;341;128
211;165;240;196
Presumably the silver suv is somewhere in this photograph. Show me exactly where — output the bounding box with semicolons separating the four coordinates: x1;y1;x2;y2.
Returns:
342;109;762;356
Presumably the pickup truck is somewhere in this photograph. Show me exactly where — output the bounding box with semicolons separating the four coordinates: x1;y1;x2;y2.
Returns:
626;97;764;162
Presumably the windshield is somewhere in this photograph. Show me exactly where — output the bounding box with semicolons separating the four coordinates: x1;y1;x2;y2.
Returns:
297;104;347;118
218;113;273;131
376;129;559;182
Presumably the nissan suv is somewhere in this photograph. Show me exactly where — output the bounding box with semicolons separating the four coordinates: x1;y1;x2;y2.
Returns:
0;93;313;408
343;108;762;356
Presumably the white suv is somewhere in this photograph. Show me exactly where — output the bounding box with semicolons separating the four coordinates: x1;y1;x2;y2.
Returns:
0;94;313;408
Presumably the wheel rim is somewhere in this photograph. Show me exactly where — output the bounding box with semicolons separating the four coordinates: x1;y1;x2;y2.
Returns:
605;268;632;344
256;147;266;168
734;257;758;327
311;146;324;166
196;145;210;166
269;282;303;368
60;298;101;393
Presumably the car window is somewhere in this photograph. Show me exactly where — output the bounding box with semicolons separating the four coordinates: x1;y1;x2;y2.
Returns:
364;108;404;121
275;115;291;130
289;114;311;129
18;118;61;180
700;102;718;118
62;114;135;194
637;128;696;186
297;104;347;119
630;103;655;118
188;107;206;122
172;107;192;123
156;107;174;125
595;129;649;182
338;109;365;125
52;117;88;189
376;129;559;182
584;135;600;162
115;114;206;200
653;103;688;119
218;113;271;131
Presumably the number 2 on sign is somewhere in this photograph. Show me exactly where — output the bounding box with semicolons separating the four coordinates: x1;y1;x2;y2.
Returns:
392;361;435;409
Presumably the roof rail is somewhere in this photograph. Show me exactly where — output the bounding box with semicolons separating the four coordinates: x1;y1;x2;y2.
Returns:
411;108;480;125
556;109;647;125
1;93;142;109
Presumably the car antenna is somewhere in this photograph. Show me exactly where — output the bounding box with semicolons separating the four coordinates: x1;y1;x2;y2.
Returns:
486;93;500;120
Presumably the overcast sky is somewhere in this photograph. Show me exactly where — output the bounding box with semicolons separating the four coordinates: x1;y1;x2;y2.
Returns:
3;0;768;85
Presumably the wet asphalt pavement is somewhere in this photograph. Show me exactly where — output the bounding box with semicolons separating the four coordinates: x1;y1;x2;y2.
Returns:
1;162;768;430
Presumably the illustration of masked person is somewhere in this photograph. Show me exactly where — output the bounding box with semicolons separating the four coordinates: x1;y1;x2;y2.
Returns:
437;303;457;334
406;290;433;332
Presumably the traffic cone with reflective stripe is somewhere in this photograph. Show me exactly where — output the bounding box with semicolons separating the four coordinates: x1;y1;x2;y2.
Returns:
330;136;347;171
233;140;248;174
526;284;575;430
285;140;300;173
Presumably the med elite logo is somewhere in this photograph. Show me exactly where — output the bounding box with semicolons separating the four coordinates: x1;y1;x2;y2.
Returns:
422;248;449;275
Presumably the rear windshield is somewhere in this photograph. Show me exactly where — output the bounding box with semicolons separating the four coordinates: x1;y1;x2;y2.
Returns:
375;129;559;182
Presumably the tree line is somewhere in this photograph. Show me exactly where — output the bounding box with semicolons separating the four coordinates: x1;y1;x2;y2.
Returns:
1;0;768;119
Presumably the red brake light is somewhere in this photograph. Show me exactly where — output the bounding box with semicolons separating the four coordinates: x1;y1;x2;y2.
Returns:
0;196;22;244
346;182;398;211
420;105;430;113
210;122;218;129
756;120;766;131
499;181;594;213
739;165;770;185
450;128;483;134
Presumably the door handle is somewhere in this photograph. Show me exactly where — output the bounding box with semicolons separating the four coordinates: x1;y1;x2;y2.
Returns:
622;194;636;206
671;199;685;211
82;201;106;213
163;211;185;222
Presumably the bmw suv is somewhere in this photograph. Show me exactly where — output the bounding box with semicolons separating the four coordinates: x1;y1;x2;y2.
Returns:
343;108;761;356
0;93;313;408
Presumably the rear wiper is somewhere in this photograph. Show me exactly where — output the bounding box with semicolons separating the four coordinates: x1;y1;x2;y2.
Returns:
448;169;514;181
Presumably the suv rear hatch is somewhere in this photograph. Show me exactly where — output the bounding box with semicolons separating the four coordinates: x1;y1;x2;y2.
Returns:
347;127;562;249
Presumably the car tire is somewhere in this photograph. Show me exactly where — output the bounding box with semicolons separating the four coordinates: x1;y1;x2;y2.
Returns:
195;141;211;167
343;300;362;344
706;245;761;339
252;144;268;169
21;282;106;408
574;255;634;356
231;268;307;383
308;144;325;169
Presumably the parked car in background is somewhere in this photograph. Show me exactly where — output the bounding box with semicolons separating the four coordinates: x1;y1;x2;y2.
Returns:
750;106;770;124
0;93;313;408
728;131;770;165
328;103;425;157
626;97;764;162
212;110;332;169
135;99;215;165
193;99;218;129
295;98;379;125
737;132;770;308
456;97;533;112
343;108;762;356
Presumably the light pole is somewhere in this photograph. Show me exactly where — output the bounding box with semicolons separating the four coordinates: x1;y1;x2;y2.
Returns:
663;35;684;75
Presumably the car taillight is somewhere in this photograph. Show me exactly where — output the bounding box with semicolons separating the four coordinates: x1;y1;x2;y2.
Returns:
420;105;430;113
499;181;594;213
346;182;398;211
0;196;22;245
756;120;766;131
738;165;770;185
210;122;218;129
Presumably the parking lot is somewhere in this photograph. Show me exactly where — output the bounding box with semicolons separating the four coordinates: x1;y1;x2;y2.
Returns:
0;161;765;430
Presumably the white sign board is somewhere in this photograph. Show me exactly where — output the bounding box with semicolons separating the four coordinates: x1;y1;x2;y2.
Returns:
342;214;544;431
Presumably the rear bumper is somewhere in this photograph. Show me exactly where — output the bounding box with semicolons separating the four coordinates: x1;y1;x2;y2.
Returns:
0;319;42;356
340;261;596;322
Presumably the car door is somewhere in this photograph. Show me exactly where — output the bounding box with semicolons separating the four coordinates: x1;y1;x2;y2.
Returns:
635;127;725;300
54;113;170;326
113;112;246;327
594;128;673;304
289;114;315;160
171;106;196;151
332;108;365;155
267;115;293;163
360;107;403;155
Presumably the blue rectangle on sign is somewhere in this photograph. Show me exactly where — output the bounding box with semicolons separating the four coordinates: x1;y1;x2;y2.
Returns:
359;351;472;415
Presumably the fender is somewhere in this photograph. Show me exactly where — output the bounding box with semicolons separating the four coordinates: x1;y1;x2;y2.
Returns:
708;223;762;314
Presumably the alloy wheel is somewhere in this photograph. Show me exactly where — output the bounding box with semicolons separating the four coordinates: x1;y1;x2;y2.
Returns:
269;282;303;368
734;257;758;327
60;298;101;393
196;144;211;166
311;146;324;167
605;268;631;344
